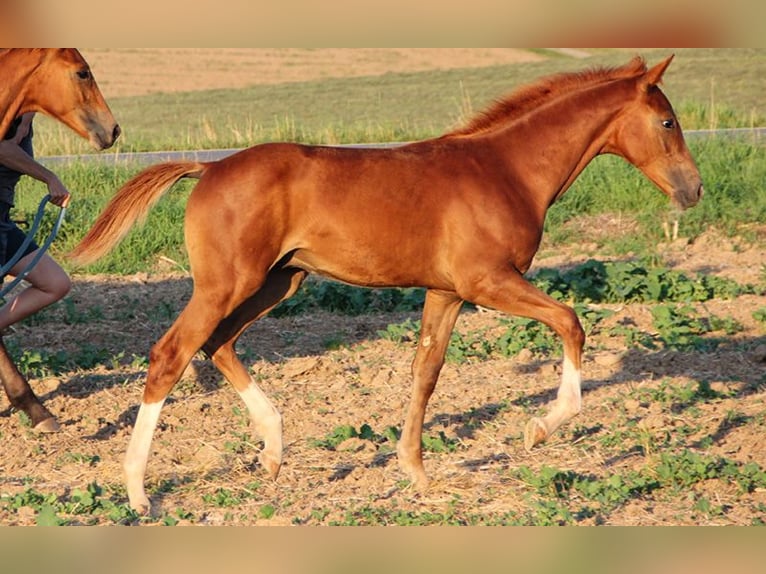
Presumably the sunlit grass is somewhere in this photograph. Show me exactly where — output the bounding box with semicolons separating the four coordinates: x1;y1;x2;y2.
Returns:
31;48;764;156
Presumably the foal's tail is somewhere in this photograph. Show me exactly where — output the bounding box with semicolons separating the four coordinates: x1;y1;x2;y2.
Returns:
68;161;207;266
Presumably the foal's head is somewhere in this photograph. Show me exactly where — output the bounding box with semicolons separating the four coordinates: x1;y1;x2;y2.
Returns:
604;55;703;210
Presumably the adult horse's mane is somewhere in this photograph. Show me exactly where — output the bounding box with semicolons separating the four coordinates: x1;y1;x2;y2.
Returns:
446;56;648;137
0;48;41;61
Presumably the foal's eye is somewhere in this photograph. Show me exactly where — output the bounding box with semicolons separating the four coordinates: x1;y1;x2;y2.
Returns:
76;69;92;80
662;119;675;129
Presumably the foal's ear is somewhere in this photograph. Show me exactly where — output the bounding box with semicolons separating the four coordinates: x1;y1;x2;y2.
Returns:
642;54;675;89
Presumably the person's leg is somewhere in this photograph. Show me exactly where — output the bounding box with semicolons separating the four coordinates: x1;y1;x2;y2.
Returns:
0;252;70;330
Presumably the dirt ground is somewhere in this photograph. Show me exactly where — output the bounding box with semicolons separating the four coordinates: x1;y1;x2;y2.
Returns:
0;227;763;525
0;50;764;525
80;48;546;98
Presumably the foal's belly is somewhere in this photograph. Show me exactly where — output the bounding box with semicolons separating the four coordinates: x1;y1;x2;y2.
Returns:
286;245;446;290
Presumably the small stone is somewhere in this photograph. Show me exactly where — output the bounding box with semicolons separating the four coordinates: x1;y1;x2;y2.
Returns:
751;344;766;363
336;437;370;453
281;356;321;378
516;348;534;363
594;352;624;367
539;362;559;376
642;414;666;430
624;398;641;413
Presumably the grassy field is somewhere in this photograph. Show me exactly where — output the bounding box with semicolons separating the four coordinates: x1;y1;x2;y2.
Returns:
32;48;765;156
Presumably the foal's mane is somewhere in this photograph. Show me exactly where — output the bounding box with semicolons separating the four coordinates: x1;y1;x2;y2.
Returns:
445;56;648;137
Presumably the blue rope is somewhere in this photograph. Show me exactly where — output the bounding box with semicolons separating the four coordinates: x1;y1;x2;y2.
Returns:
0;195;66;299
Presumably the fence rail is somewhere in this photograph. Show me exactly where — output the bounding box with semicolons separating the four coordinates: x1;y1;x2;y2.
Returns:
40;128;765;167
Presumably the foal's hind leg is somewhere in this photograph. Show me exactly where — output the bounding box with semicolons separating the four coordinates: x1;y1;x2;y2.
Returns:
398;289;463;489
124;293;231;513
202;268;308;481
461;268;585;450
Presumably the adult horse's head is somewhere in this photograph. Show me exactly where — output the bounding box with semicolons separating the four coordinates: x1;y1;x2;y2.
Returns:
605;55;703;210
25;49;121;150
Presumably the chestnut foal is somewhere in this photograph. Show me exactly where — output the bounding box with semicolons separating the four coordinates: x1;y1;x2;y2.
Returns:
70;56;701;512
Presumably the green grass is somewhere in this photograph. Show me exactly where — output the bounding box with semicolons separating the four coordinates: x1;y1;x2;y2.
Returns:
31;48;765;156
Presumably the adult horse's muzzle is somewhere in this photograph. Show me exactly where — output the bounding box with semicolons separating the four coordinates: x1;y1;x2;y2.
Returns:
91;122;121;150
79;107;121;150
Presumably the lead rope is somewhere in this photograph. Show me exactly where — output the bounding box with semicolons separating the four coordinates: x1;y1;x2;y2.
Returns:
0;195;66;299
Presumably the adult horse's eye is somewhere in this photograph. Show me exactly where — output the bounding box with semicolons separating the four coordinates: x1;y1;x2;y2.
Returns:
77;69;92;80
662;118;675;129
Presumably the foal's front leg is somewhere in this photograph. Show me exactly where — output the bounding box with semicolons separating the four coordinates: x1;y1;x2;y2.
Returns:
461;268;585;450
398;289;463;488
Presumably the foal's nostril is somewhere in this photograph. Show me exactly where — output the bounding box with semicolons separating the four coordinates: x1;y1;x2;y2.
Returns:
697;184;704;199
113;124;122;141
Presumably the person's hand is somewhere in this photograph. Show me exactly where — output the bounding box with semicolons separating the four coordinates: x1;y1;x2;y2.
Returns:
46;175;71;208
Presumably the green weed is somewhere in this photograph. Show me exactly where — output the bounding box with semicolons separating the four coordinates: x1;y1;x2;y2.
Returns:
378;319;420;343
0;482;140;525
649;304;740;351
273;281;425;317
495;317;559;358
309;424;365;450
653;450;766;494
62;299;104;324
445;330;493;363
753;307;766;327
420;431;460;453
380;301;616;361
6;339;128;377
632;379;730;413
201;488;241;508
307;423;457;454
531;259;752;305
258;504;276;519
160;508;196;526
55;452;101;467
509;452;766;524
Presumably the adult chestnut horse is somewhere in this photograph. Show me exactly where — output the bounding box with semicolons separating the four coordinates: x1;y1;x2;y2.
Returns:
0;49;120;431
70;55;702;512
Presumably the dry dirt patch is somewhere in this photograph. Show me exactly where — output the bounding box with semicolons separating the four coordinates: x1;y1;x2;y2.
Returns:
82;49;546;98
0;231;764;525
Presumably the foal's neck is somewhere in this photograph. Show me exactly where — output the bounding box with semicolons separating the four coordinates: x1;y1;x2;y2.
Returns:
490;78;633;214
